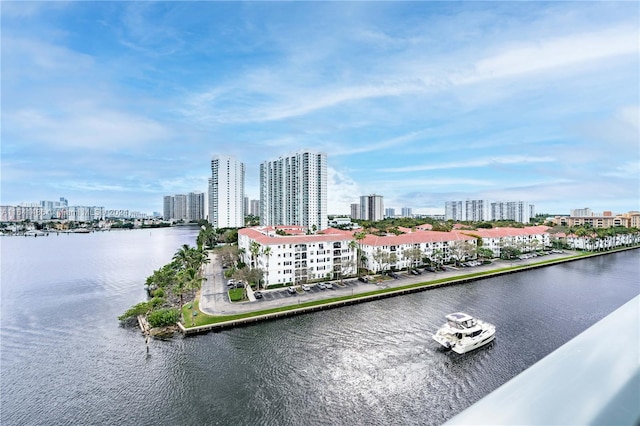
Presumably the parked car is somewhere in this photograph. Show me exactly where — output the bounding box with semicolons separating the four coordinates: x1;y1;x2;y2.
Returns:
317;282;326;289
358;276;369;283
425;266;436;272
388;272;400;279
325;282;333;289
410;269;420;275
288;286;297;294
254;291;263;299
302;284;311;291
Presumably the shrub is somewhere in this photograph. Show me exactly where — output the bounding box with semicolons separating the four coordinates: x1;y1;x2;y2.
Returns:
118;301;151;321
152;288;165;298
147;308;180;327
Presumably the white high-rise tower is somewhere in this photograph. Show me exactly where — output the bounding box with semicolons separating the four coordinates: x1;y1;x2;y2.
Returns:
209;155;245;228
260;150;328;230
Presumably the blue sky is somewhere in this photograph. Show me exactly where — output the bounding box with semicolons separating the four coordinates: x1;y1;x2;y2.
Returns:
2;1;639;216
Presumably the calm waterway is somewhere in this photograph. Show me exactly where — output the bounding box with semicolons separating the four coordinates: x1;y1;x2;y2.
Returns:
1;227;638;425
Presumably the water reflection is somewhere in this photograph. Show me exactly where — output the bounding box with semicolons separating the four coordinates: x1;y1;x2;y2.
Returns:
1;230;638;425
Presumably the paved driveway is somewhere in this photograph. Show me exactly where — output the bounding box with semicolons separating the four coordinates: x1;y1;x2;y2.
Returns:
199;250;578;316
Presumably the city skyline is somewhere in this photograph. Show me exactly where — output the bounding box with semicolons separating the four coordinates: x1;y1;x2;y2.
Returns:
2;2;639;215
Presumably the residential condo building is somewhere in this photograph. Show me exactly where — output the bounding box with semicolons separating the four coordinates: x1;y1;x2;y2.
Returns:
260;150;328;230
401;207;413;218
360;194;384;222
238;225;562;287
163;192;205;222
350;203;360;220
209;155;245;228
446;200;534;224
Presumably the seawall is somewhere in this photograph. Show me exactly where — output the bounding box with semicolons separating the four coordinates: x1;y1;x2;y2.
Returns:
179;246;639;336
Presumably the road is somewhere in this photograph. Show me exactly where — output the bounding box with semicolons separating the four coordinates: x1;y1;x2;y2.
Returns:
199;250;578;316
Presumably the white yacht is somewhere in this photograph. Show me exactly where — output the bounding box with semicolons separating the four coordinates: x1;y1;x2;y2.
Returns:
432;312;495;354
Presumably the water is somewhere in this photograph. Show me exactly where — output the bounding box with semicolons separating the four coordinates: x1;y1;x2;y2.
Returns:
1;228;638;425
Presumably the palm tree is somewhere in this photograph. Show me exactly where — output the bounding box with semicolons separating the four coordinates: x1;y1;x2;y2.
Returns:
261;246;272;289
353;231;367;276
172;244;193;269
249;241;261;269
348;239;358;276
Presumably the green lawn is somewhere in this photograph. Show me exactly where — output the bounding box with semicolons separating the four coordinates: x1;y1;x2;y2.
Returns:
181;253;592;329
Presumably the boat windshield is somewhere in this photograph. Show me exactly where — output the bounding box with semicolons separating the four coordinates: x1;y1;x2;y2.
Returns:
447;320;463;329
448;319;477;329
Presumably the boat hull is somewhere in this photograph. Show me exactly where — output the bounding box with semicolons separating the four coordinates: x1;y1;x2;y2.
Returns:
432;317;496;354
451;332;495;354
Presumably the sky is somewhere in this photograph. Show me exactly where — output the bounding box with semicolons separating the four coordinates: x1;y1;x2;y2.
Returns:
2;1;639;216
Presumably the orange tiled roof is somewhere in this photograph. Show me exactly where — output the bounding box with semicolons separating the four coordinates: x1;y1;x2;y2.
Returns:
459;225;551;239
361;230;475;246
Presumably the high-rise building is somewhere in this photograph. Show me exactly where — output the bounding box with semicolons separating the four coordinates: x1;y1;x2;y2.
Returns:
445;199;489;222
187;192;205;222
385;208;396;218
401;207;412;218
350;203;360;220
163;196;174;220
360;194;384;222
260;150;327;230
249;199;260;217
571;207;593;217
465;200;489;222
446;199;532;223
209;155;245;228
490;201;532;223
445;201;464;221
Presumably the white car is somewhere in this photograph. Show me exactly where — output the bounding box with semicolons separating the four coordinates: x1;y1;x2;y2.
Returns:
302;284;311;291
325;282;333;289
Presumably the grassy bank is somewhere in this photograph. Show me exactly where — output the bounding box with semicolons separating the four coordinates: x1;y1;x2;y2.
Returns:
182;251;596;329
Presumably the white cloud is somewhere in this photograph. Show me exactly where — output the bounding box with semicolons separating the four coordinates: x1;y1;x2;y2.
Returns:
455;26;639;84
327;167;362;214
6;108;171;151
379;156;556;173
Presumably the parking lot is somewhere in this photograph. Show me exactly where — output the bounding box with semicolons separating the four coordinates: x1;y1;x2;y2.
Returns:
200;250;578;316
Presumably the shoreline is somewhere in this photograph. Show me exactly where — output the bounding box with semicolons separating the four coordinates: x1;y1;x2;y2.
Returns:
180;246;639;336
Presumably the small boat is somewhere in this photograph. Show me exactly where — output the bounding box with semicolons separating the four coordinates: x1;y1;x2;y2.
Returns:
432;312;495;354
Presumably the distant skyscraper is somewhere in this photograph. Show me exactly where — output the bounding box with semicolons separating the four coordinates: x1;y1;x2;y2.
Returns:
209;155;245;228
490;201;533;223
260;150;327;230
173;194;187;220
163;195;173;220
360;194;384;222
571;207;592;217
385;208;396;218
187;192;205;222
445;200;488;222
465;200;489;222
350;203;360;220
445;201;464;221
401;207;412;218
250;199;260;217
446;199;531;223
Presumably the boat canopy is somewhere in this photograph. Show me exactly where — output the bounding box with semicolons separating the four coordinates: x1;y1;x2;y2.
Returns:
445;312;477;329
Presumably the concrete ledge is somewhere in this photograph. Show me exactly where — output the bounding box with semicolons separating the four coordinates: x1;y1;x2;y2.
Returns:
180;246;638;336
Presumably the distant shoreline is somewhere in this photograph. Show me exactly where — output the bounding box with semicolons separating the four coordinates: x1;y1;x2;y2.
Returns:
179;246;639;336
